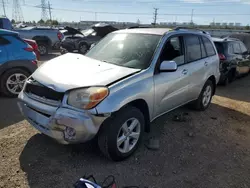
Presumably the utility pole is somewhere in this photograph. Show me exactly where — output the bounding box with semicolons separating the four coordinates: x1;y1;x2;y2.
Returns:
41;0;48;21
12;0;24;22
2;0;6;16
95;12;97;21
191;9;194;25
153;8;158;26
48;1;52;21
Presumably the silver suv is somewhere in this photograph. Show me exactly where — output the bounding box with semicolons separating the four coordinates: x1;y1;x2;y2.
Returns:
18;28;220;161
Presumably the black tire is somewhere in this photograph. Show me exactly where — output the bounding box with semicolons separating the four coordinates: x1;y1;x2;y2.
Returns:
190;80;214;111
78;43;88;54
0;68;30;97
37;43;49;56
228;69;236;83
221;75;229;86
98;106;145;161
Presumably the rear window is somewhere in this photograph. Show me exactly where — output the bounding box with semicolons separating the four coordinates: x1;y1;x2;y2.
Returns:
214;42;224;53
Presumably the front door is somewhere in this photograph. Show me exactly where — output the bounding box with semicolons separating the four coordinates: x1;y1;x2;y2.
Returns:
153;36;190;117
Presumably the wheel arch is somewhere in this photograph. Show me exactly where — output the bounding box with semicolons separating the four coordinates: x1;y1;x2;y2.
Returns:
32;36;52;46
124;99;151;133
207;75;216;95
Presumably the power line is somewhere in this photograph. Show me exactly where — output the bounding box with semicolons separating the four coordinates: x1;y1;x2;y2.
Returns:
23;3;250;17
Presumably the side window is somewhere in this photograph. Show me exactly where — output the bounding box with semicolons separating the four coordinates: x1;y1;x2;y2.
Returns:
2;19;12;30
159;36;184;66
200;37;207;58
228;43;234;54
185;35;201;62
202;36;216;56
239;42;247;54
233;42;241;54
0;36;9;45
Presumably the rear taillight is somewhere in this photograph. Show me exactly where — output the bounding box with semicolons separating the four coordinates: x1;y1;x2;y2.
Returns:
31;43;38;51
32;60;37;65
57;32;63;40
24;46;34;52
218;53;226;61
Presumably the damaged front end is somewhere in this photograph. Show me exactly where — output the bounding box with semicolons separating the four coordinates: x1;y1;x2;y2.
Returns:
18;78;109;144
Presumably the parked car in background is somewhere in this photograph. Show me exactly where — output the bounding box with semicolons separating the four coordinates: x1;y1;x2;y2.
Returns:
23;39;40;60
15;26;64;56
0;29;37;97
18;28;220;161
60;23;118;54
213;37;250;85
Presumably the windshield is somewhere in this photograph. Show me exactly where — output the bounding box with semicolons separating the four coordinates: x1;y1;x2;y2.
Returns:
82;29;95;36
86;33;161;69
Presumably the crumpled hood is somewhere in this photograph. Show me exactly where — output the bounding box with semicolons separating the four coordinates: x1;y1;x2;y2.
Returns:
32;53;140;92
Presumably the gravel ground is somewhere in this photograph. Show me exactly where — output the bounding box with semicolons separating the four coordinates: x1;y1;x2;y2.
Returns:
0;55;250;188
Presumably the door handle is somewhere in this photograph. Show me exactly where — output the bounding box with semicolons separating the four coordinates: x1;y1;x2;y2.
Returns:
204;62;208;66
182;69;188;75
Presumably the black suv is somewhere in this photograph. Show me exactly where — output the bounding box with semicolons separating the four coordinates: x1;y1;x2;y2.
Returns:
213;37;250;85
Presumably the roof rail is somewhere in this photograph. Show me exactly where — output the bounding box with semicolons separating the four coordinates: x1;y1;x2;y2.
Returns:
223;37;240;41
126;26;151;29
173;27;209;35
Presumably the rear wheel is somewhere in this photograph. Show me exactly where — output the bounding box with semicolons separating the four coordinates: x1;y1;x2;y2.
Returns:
0;68;30;97
37;42;49;56
98;106;144;161
190;80;214;111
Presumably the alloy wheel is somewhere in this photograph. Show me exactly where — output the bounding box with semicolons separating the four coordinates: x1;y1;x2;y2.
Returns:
6;73;27;95
117;118;141;154
202;85;212;107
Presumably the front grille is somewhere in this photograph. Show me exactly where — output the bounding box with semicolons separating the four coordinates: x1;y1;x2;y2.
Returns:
25;78;64;102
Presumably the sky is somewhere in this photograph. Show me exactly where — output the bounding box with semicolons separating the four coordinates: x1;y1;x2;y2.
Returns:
2;0;250;25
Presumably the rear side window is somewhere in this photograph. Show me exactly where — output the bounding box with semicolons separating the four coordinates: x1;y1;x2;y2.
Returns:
232;42;241;54
239;42;247;53
185;35;201;62
0;36;10;45
202;36;216;56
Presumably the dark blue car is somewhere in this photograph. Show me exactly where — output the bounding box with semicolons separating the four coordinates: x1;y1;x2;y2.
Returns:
0;29;37;97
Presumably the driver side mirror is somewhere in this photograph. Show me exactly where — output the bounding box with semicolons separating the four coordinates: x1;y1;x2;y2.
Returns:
159;61;177;72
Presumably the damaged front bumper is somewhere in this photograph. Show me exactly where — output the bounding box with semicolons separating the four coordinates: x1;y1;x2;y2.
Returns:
18;91;108;144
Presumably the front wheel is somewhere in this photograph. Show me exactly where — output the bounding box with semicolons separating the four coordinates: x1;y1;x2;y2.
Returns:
191;80;214;111
98;106;145;161
0;68;30;97
78;43;88;54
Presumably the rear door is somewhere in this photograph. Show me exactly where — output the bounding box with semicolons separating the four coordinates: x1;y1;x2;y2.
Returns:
0;36;9;68
183;35;210;101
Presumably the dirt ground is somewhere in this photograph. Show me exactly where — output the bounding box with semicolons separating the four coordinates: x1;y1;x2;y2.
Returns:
0;57;250;187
